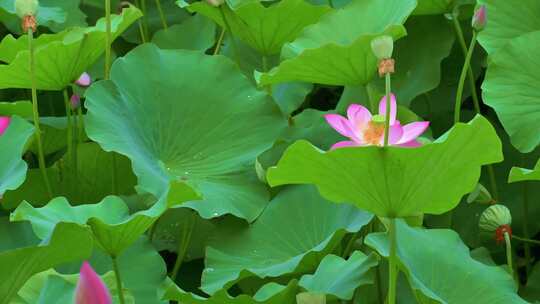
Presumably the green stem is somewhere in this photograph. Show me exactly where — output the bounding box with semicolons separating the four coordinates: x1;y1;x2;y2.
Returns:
134;0;147;43
512;235;540;245
105;0;111;79
383;72;392;147
504;232;515;283
327;0;334;8
213;28;226;55
111;256;126;304
62;89;75;170
451;17;481;114
141;0;149;39
486;165;499;201
453;31;477;124
105;0;118;194
387;218;398;304
521;178;532;273
375;254;384;304
28;28;52;199
77;107;84;144
170;212;196;280
154;0;168;30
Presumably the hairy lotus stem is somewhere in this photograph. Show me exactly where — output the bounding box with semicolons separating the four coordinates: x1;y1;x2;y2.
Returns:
387;218;398;304
140;0;149;39
63;89;75;174
213;27;226;55
170;211;196;280
155;0;168;30
27;26;53;199
453;31;477;124
521;180;532;273
133;0;147;42
111;256;126;304
503;231;515;283
512;235;540;246
104;0;118;194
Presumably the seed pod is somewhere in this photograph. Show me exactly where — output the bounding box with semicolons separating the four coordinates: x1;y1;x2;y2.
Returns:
14;0;38;18
370;35;394;60
479;204;511;232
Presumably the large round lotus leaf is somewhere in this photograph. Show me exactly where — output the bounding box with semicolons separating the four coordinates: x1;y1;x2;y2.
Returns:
201;185;373;294
0;6;141;90
477;0;540;54
187;0;331;56
298;251;379;300
10;190;200;255
267;115;503;218
84;44;286;221
370;15;454;106
509;158;540;183
258;0;416;86
0;0;87;33
482;31;540;153
0;116;34;197
0;222;93;304
152;14;216;51
366;220;528;303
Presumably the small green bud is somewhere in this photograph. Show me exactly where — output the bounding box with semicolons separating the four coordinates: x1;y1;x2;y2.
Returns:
15;0;38;18
479;204;512;232
370;35;394;60
467;183;493;204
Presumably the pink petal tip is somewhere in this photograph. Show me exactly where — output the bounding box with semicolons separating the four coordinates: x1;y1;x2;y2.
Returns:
75;261;112;304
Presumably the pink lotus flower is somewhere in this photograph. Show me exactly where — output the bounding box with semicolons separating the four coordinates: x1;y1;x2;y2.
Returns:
75;72;92;87
75;262;112;304
0;116;10;136
325;94;429;149
472;5;487;31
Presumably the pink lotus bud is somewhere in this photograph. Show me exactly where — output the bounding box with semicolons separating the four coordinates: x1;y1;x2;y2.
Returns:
472;5;487;31
0;116;11;136
75;262;112;304
71;94;81;110
75;72;92;87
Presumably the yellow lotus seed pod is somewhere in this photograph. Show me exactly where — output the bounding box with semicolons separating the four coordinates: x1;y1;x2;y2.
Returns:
15;0;38;18
370;35;394;60
479;204;512;232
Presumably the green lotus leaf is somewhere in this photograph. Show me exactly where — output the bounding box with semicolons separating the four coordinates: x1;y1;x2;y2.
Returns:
477;0;540;54
508;158;540;183
152;14;216;51
2;142;137;209
413;0;452;15
0;116;34;197
0;0;86;33
365;220;527;303
85;44;286;222
0;5;142;90
187;0;331;55
267;115;503;217
370;15;454;106
11;187;199;255
201;185;373;294
298;251;378;300
0;100;32;118
0;222;93;304
482;31;540;153
164;280;299;304
258;0;416;86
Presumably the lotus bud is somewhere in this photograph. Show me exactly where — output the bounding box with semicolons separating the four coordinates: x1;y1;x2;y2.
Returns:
479;204;512;244
371;35;394;60
0;116;11;136
206;0;225;7
75;262;112;304
70;94;81;110
75;72;92;87
472;5;487;32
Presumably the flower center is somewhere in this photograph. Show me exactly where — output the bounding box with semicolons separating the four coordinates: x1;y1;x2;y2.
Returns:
363;115;386;145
